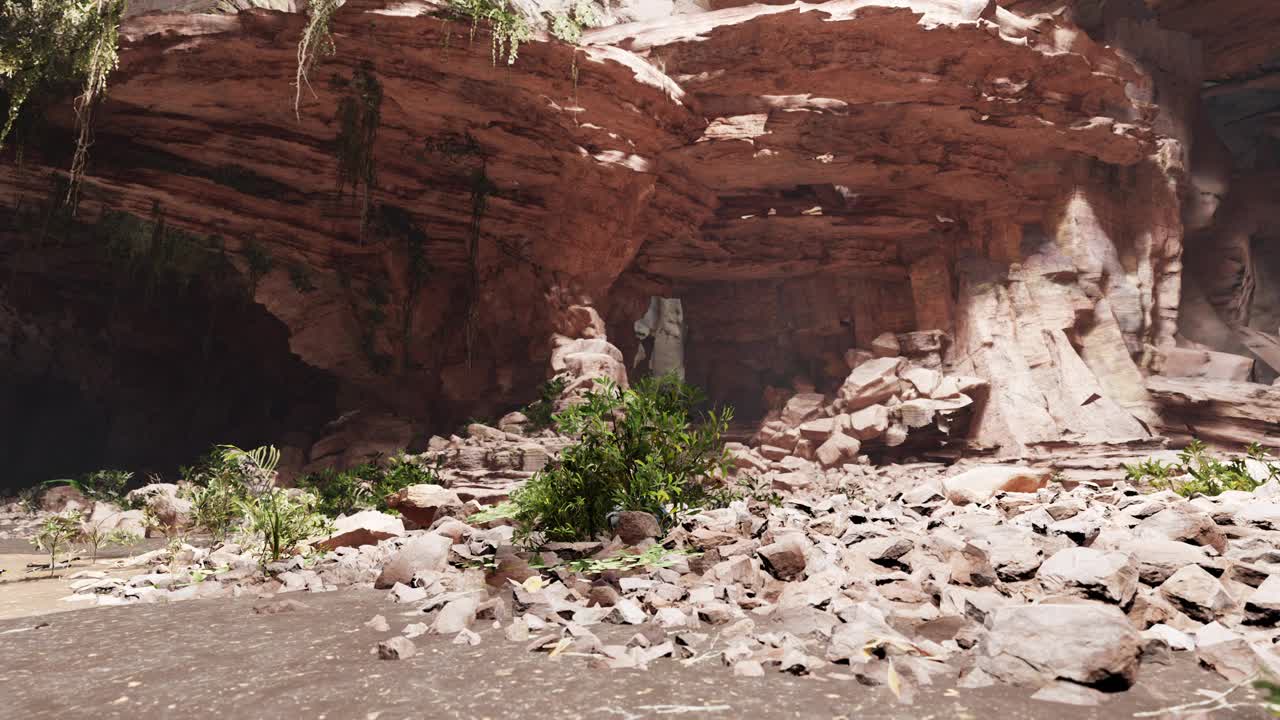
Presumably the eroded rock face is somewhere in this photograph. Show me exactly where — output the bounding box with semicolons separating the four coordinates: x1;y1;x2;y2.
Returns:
0;0;1276;464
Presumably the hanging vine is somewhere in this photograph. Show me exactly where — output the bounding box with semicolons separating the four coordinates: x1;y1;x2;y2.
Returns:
465;164;495;367
437;0;531;67
294;0;340;119
0;0;126;206
334;61;381;239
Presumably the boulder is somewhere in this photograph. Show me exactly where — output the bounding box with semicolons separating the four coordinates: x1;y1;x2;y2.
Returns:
377;636;417;660
432;594;480;635
1158;565;1237;622
614;511;661;544
870;332;901;358
757;538;807;580
1244;574;1280;625
386;484;463;528
1038;547;1139;605
374;532;452;588
315;510;404;551
837;357;903;411
41;485;89;513
979;603;1141;688
942;466;1053;505
127;484;192;533
1135;504;1227;554
846;404;889;441
781;393;826;427
815;432;861;469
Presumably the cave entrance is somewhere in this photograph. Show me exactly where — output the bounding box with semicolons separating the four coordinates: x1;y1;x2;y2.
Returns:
0;206;337;494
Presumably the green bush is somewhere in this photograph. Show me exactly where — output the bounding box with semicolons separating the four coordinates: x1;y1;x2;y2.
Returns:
1125;440;1278;497
45;469;133;506
238;489;331;566
523;376;567;431
511;374;733;543
297;452;441;517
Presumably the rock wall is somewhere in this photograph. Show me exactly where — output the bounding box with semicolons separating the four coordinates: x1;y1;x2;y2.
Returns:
2;0;1278;483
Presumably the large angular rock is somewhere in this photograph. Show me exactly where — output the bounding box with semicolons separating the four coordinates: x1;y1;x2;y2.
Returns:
1116;538;1211;585
979;603;1141;688
614;511;661;544
1159;565;1237;622
1244;575;1280;625
1136;504;1227;553
846;404;889;441
1038;547;1139;605
781;393;826;427
815;432;860;469
375;532;453;588
837;357;903;411
942;466;1053;505
128;484;192;533
385;484;463;528
757;538;807;581
315;510;405;551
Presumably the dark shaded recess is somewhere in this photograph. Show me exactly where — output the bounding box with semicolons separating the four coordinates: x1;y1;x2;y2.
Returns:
0;201;336;493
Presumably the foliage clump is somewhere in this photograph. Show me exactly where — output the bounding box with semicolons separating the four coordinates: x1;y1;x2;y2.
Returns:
1124;440;1278;497
547;0;596;44
45;468;133;506
441;0;532;66
523;376;567;431
239;488;331;566
511;374;733;543
297;452;441;518
0;0;125;203
335;61;381;238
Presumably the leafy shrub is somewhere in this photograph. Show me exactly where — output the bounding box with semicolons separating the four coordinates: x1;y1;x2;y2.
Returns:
511;374;733;543
45;469;133;506
186;473;247;543
218;444;280;495
523;376;567;431
1124;440;1278;497
238;489;331;566
297;452;441;518
31;511;82;574
78;517;142;564
547;0;596;44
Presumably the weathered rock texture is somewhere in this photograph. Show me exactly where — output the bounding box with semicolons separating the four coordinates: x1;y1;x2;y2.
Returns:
1;0;1277;483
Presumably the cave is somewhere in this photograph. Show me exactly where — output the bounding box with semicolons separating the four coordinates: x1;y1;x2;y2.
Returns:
0;198;337;492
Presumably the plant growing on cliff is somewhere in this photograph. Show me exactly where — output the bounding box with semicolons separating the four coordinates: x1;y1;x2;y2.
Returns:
523;376;567;431
1;0;125;204
511;374;733;544
440;0;531;66
294;0;340;118
547;0;596;44
335;62;381;238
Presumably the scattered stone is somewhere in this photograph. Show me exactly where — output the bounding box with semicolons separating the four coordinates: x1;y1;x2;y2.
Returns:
1037;547;1139;605
386;484;464;528
1159;565;1237;622
251;598;311;615
315;510;404;551
614;511;661;544
365;615;390;633
375;533;453;588
979;603;1141;688
1243;574;1280;625
942;466;1053;505
377;636;417;660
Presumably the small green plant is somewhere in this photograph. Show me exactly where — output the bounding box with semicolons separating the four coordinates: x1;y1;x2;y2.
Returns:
1125;439;1277;497
239;489;332;566
219;444;281;495
465;500;519;525
441;0;532;66
1256;678;1280;716
564;545;696;574
511;374;733;543
523;376;567;431
31;510;83;575
547;0;596;44
106;528;141;557
185;472;247;543
45;469;133;506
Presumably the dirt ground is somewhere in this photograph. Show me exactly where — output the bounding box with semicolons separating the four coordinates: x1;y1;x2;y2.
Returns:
0;538;166;621
0;586;1271;720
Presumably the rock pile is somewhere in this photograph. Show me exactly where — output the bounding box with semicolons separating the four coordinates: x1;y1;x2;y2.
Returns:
753;337;987;467
57;447;1280;705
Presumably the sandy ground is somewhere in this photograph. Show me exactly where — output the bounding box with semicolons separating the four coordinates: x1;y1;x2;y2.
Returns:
0;587;1271;720
0;538;166;620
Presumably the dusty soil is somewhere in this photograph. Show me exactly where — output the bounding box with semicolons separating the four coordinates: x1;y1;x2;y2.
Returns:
0;538;168;620
0;588;1269;720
